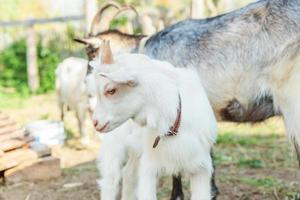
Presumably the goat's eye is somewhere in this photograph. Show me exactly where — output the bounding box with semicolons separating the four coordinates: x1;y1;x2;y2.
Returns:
105;88;117;96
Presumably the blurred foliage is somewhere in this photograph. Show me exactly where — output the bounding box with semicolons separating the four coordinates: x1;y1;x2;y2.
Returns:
0;0;254;96
0;40;28;94
0;38;59;94
0;0;47;21
0;25;83;95
110;16;128;29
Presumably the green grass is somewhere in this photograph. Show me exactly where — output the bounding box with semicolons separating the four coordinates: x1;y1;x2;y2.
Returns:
238;158;263;168
240;177;280;188
0;92;299;199
0;87;29;109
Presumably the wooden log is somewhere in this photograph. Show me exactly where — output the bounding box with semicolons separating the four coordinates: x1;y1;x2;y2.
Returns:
0;139;26;152
4;157;61;183
0;149;39;171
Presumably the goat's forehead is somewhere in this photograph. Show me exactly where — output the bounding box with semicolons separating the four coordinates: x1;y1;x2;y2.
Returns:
93;53;153;77
94;75;112;90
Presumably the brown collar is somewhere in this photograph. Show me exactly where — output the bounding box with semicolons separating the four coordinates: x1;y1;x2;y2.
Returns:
153;94;182;148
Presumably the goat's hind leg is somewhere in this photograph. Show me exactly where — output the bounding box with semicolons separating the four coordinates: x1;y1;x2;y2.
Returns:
277;97;300;166
170;175;184;200
210;150;219;200
76;104;89;145
59;102;64;121
274;65;300;166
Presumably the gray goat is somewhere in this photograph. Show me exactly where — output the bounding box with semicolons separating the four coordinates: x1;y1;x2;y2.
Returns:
75;0;300;199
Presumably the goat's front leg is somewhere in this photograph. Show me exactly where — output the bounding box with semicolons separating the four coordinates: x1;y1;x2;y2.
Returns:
190;168;212;200
137;155;157;200
121;152;139;200
97;150;124;200
97;133;128;200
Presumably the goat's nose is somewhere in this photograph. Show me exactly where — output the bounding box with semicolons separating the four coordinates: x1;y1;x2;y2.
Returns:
93;119;98;127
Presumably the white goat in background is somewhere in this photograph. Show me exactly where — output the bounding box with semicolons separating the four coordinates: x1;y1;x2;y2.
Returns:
90;41;217;200
55;57;95;144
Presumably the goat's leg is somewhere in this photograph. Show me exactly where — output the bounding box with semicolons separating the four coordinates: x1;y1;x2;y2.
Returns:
170;152;218;200
76;104;89;145
137;155;157;200
121;152;139;200
277;99;300;166
97;161;123;200
97;136;127;200
273;67;300;166
170;175;184;200
210;150;219;200
190;169;212;200
59;102;64;121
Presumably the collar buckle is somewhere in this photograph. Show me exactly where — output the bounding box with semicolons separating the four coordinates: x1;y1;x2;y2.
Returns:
152;94;182;148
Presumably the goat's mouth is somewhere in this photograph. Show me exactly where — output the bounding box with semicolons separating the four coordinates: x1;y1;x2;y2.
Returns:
96;122;110;133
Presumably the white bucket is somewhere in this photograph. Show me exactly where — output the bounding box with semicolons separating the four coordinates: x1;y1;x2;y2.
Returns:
25;120;65;145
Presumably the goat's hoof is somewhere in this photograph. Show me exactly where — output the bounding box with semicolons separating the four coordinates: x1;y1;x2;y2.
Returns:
170;195;184;200
80;137;90;146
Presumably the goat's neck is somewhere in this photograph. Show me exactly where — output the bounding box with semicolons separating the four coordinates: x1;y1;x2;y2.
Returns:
99;31;145;54
135;76;180;136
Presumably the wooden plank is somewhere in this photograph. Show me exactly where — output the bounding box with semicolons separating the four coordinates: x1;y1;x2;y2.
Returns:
0;115;9;121
0;125;21;135
0;139;26;152
0;15;84;27
0;149;39;171
4;157;61;183
0;130;24;142
0;120;16;128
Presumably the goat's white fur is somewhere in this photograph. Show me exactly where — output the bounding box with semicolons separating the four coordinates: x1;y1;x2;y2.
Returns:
55;57;95;144
90;53;217;200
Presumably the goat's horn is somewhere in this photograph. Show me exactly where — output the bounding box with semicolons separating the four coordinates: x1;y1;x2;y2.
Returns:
89;2;121;36
101;40;113;64
112;5;139;21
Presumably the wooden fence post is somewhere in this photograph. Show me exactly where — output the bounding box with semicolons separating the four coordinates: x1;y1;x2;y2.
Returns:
85;0;98;34
26;25;39;93
191;0;206;19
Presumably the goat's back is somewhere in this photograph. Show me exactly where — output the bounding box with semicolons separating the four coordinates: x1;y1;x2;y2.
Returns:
55;57;88;106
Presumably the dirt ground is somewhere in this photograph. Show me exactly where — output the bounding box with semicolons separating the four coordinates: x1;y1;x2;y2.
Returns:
0;92;300;200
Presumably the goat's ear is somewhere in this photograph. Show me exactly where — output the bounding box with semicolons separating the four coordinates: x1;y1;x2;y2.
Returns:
100;40;113;64
73;37;103;47
73;38;88;45
99;70;137;87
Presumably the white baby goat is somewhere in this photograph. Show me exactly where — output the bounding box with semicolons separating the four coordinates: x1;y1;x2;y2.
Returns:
90;41;217;200
55;57;96;144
